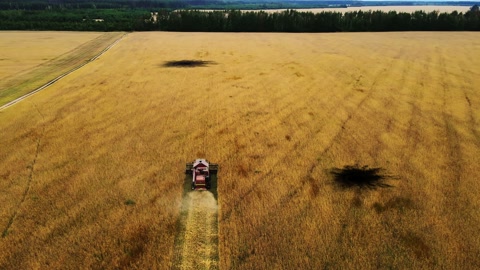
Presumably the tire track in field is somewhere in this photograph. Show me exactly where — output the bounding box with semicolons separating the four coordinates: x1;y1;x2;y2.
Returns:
227;69;376;262
172;191;219;270
221;56;396;223
1;103;45;238
394;54;431;186
276;52;401;204
219;77;354;222
464;93;480;146
437;48;463;194
407;54;431;151
221;52;403;222
231;51;408;266
0;33;127;111
306;53;399;175
455;56;480;147
435;46;478;264
218;62;336;221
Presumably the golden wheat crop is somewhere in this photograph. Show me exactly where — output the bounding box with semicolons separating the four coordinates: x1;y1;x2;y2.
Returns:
0;31;479;269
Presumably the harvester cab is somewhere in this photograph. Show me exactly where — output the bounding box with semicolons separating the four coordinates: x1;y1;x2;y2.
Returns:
185;159;218;191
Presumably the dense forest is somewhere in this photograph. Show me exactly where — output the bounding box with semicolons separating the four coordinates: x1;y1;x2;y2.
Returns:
0;0;479;31
158;7;480;32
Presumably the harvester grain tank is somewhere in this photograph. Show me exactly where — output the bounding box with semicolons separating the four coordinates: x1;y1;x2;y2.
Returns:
185;159;218;190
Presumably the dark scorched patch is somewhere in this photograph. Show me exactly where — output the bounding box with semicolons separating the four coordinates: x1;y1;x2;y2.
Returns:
331;164;394;190
162;60;216;68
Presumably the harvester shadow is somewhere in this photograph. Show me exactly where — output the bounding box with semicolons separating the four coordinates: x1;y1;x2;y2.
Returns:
330;164;395;190
162;60;217;68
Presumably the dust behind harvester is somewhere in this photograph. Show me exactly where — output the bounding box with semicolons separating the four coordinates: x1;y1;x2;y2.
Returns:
186;159;218;191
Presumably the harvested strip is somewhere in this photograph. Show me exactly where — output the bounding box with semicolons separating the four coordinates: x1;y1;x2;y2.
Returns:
173;191;219;270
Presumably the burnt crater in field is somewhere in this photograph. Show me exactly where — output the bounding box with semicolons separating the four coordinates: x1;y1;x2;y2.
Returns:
162;60;216;68
331;164;394;190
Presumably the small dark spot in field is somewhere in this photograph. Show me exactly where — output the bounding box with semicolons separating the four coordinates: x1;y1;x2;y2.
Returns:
162;60;216;68
331;164;394;190
267;142;277;148
237;163;249;177
250;154;261;159
285;135;291;141
0;171;10;179
307;175;319;197
294;72;303;77
124;199;136;206
373;197;415;213
120;225;150;266
400;231;431;259
351;194;363;207
465;95;472;106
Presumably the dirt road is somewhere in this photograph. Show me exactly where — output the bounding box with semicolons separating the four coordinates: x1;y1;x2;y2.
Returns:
173;191;219;270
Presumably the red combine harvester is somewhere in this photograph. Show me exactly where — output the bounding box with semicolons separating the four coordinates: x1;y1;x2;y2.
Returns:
186;159;218;190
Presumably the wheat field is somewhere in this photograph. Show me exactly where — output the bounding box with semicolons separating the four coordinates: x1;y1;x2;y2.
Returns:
0;32;479;269
0;31;123;106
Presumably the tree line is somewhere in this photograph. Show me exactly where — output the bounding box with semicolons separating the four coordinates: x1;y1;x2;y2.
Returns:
0;0;184;10
158;6;480;32
0;9;151;31
0;5;479;32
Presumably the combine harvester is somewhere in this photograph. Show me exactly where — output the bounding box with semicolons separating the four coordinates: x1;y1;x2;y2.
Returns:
185;159;218;190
